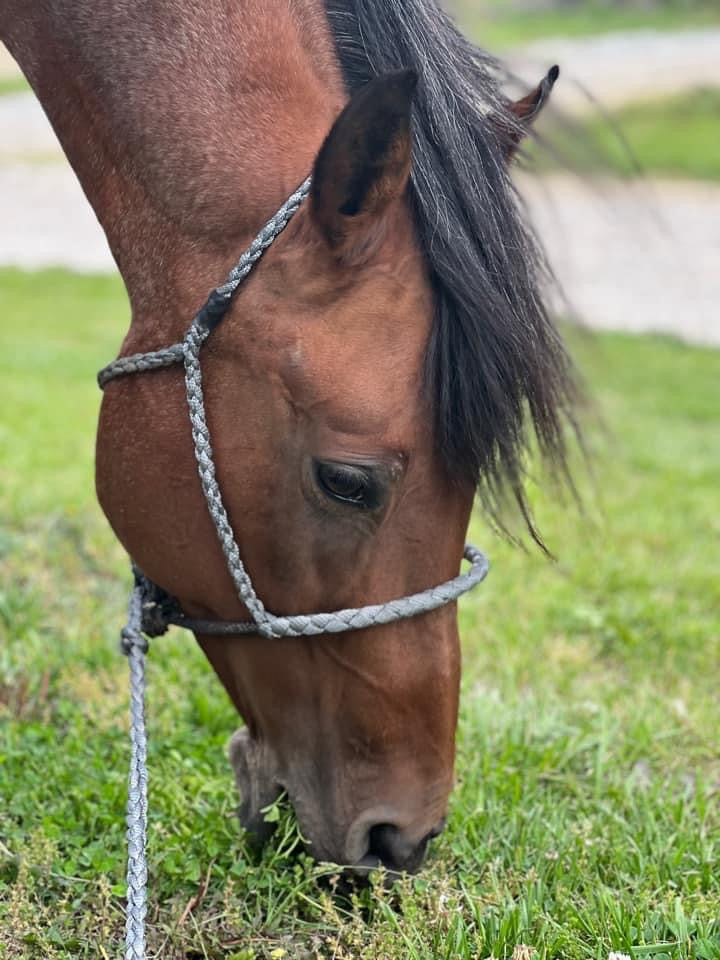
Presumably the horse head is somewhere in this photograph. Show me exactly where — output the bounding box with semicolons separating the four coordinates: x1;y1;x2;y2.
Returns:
3;0;567;874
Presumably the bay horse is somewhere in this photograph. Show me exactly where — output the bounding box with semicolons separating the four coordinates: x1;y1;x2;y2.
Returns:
1;0;573;872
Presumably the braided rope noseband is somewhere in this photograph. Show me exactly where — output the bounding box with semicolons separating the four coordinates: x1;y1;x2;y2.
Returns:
99;178;489;959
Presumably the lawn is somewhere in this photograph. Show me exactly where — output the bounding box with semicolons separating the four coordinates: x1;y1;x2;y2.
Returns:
528;88;720;182
0;75;29;97
1;268;719;959
460;1;720;48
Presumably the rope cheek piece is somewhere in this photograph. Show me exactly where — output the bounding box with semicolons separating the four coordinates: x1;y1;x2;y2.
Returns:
98;177;490;960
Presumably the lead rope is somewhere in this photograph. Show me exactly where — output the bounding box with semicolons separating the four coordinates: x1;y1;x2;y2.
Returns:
121;580;149;960
113;179;313;960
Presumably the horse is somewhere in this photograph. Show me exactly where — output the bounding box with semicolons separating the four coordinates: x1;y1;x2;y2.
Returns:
1;0;575;873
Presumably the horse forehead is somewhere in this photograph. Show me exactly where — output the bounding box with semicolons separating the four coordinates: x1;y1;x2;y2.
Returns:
286;311;426;392
289;255;433;375
273;319;426;441
269;214;432;318
263;231;434;434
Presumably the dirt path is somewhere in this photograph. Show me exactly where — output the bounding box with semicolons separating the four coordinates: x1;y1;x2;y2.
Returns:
0;162;112;273
0;42;18;78
518;174;720;346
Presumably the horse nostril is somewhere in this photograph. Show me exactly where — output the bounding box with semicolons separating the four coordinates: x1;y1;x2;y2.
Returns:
365;822;432;874
367;823;401;869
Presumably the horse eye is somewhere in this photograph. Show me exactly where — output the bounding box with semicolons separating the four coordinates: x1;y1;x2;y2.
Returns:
314;461;381;509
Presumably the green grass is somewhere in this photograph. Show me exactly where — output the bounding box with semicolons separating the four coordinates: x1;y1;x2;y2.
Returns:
459;1;720;49
529;87;720;181
0;74;29;97
1;268;719;959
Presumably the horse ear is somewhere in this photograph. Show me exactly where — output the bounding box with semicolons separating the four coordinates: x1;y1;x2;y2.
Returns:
311;69;417;258
501;65;559;160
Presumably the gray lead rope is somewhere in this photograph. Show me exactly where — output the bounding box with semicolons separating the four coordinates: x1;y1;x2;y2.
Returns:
120;581;149;960
102;178;489;958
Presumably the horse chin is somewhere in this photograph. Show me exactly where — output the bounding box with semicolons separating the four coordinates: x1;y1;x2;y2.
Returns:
228;728;283;845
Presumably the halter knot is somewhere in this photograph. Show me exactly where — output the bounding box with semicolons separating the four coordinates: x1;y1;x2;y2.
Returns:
120;627;148;656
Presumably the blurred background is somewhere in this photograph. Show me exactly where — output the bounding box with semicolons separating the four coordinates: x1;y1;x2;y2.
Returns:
1;3;719;958
2;0;719;340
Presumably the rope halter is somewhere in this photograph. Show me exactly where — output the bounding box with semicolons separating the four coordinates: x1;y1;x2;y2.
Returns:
98;177;489;959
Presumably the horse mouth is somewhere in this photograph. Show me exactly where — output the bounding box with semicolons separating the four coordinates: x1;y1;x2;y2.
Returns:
228;728;283;844
229;729;440;878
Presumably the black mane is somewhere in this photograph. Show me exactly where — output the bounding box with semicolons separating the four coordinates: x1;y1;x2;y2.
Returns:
325;0;577;543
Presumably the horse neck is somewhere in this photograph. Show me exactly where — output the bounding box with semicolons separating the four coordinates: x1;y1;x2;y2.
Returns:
1;0;345;339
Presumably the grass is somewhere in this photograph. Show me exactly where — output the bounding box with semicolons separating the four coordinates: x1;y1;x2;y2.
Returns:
0;75;29;97
1;267;719;959
459;1;720;49
528;87;720;181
